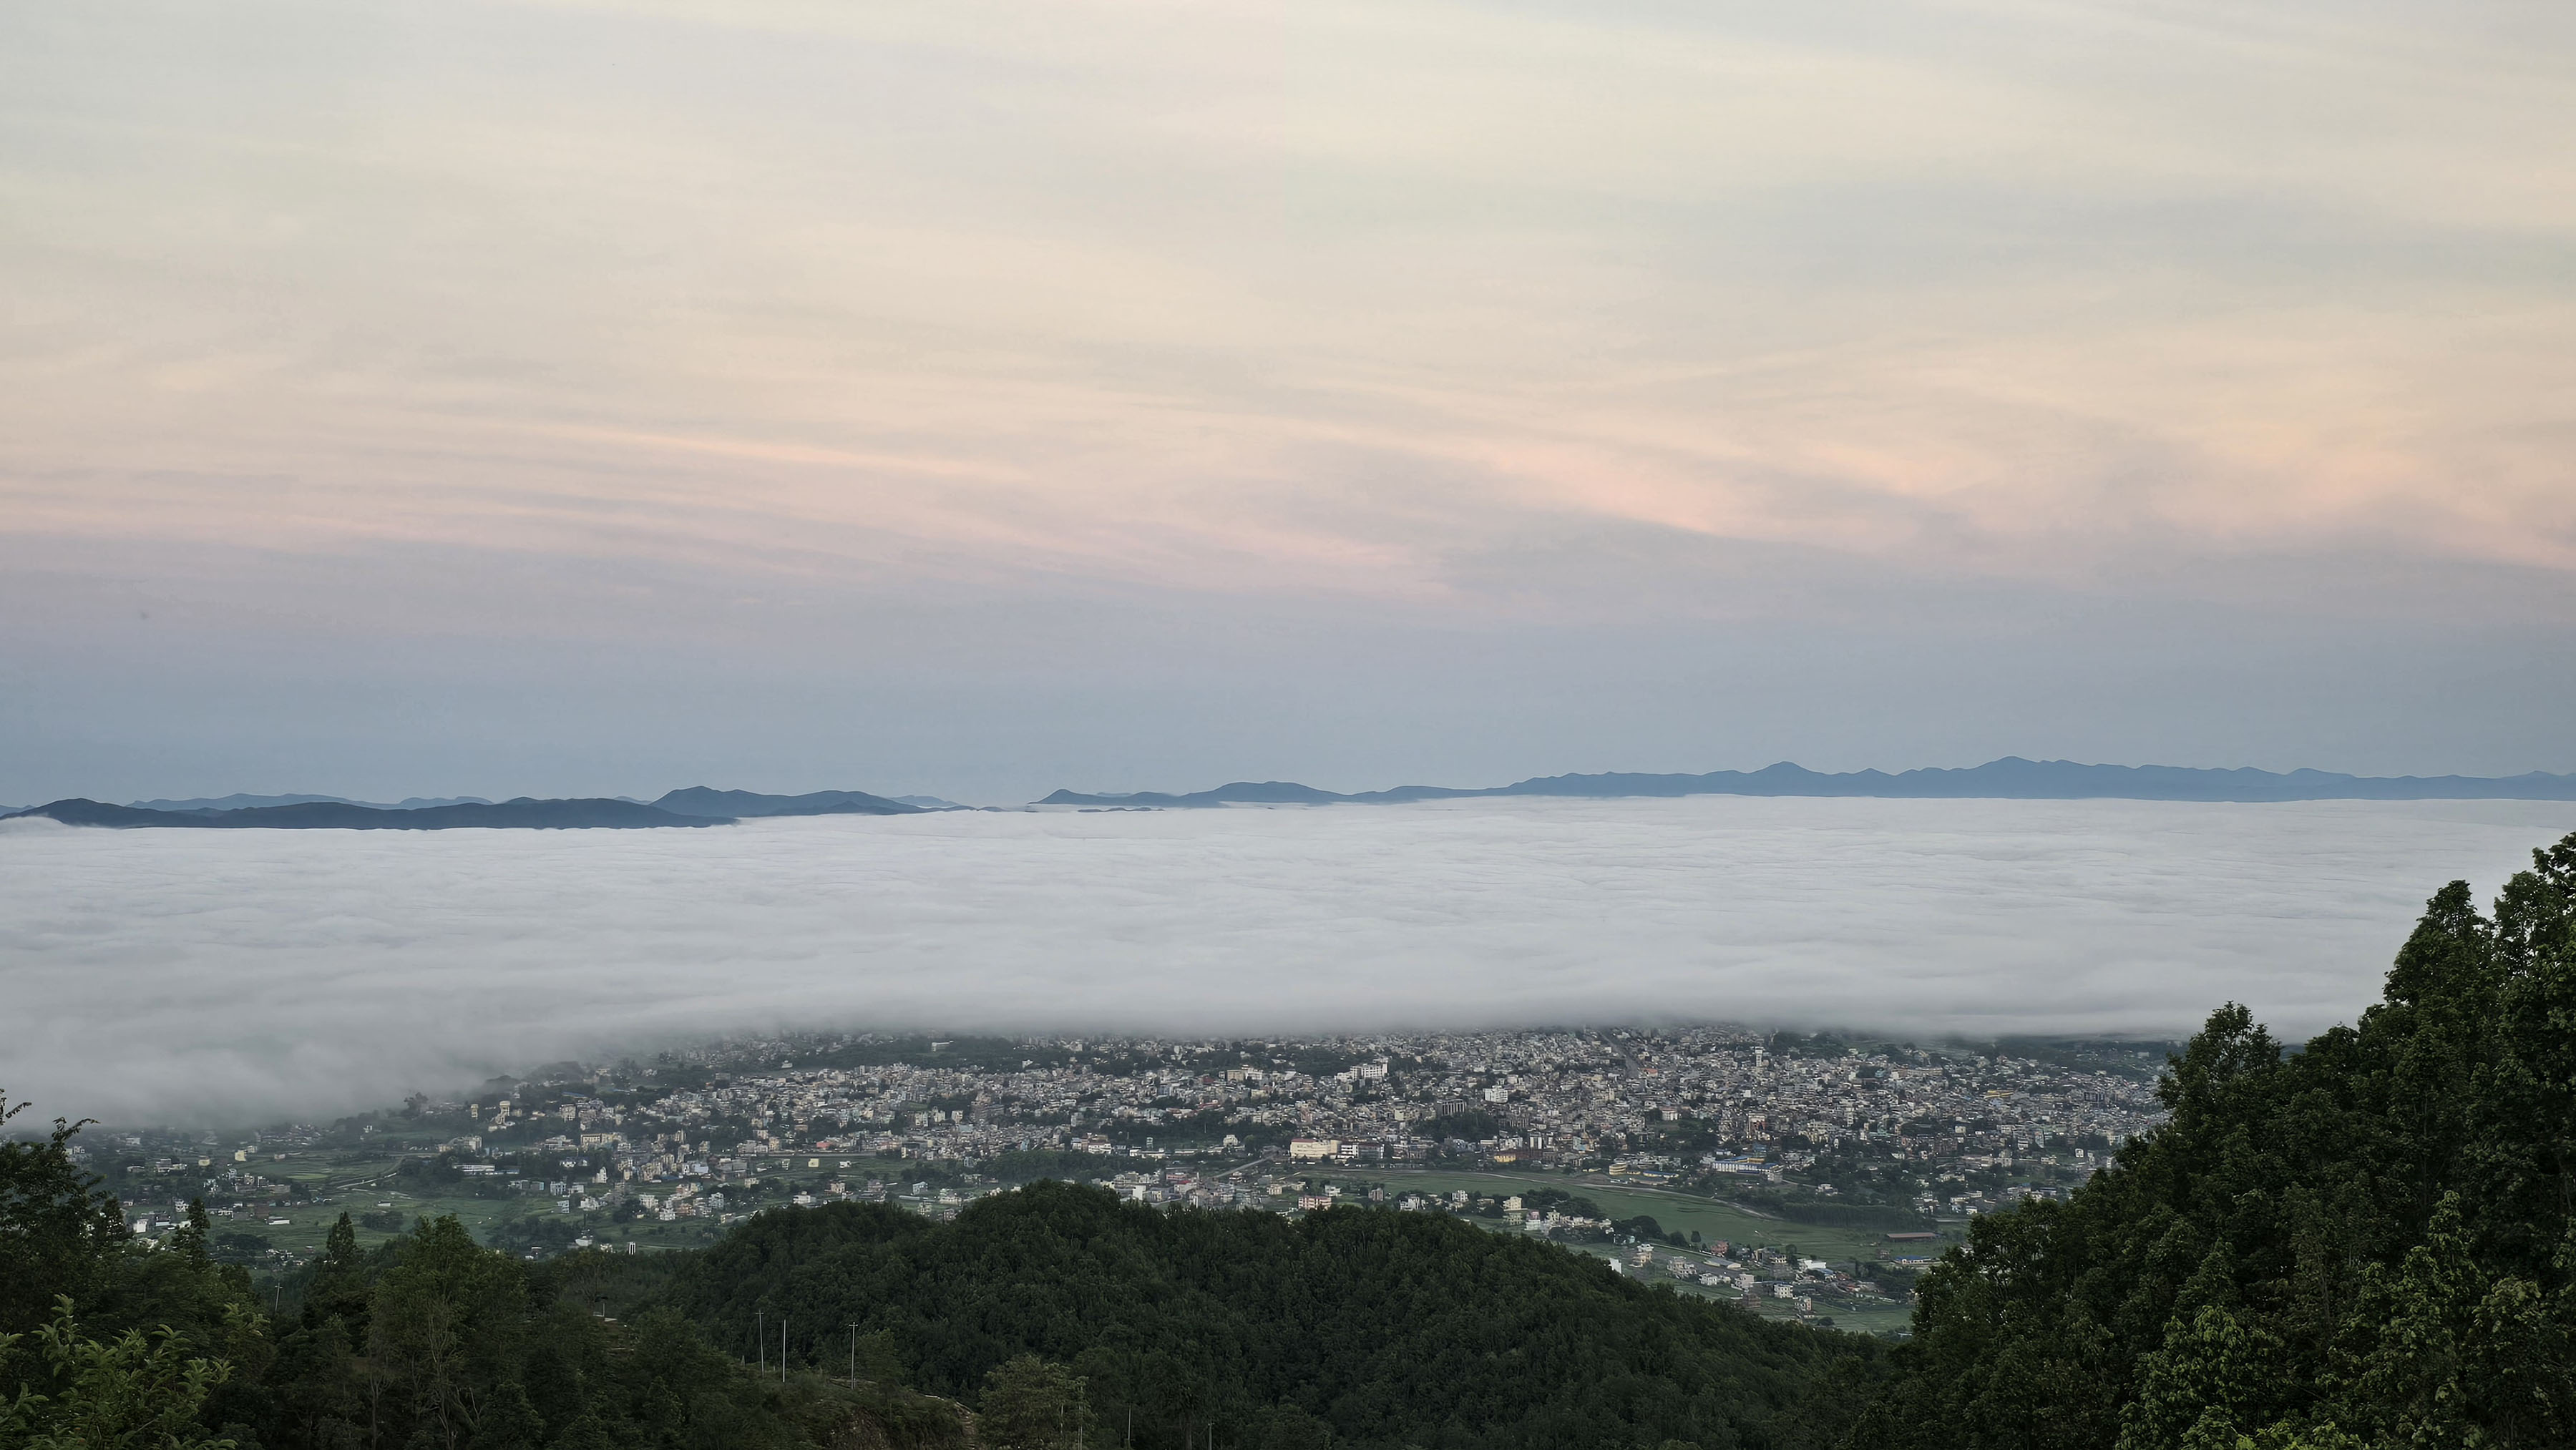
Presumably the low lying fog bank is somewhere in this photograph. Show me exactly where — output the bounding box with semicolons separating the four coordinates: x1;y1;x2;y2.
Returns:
4;797;2566;1127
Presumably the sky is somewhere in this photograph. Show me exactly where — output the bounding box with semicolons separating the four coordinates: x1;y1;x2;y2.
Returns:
3;0;2572;805
7;797;2567;1125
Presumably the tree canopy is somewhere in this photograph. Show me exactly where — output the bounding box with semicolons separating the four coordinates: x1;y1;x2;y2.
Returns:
625;1177;1879;1450
1854;830;2576;1448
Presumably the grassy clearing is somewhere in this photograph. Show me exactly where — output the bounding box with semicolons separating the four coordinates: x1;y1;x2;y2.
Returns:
1267;1167;1937;1336
1316;1166;1958;1268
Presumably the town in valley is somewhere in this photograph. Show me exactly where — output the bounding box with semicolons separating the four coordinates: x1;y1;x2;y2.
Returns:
74;1024;2173;1336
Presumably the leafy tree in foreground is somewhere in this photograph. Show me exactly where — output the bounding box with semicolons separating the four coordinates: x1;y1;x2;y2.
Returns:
980;1355;1089;1450
0;1298;240;1450
1852;830;2576;1449
0;1098;968;1450
0;1098;131;1336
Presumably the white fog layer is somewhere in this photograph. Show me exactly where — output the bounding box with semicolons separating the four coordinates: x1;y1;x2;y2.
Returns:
5;798;2568;1126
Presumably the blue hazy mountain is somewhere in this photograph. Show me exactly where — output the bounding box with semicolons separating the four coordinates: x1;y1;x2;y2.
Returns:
126;793;497;811
1038;781;1354;808
1036;757;2576;806
7;798;723;829
12;785;927;828
127;793;357;811
651;787;922;818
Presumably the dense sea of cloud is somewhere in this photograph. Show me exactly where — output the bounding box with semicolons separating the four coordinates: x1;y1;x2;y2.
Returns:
5;797;2569;1125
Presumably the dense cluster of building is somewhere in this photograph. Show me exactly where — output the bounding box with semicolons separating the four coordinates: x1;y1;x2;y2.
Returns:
427;1027;2167;1224
77;1025;2166;1225
63;1026;2170;1311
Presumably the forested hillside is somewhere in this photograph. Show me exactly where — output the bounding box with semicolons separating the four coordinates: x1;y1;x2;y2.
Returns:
595;1181;1880;1450
0;1112;968;1449
1;1103;1875;1449
1857;830;2576;1447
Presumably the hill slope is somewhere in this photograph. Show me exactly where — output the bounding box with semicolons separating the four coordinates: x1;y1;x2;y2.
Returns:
1857;828;2576;1448
611;1182;1879;1450
2;1130;1873;1450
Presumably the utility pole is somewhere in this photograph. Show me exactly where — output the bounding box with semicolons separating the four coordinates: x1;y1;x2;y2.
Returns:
848;1321;858;1388
781;1314;788;1383
757;1311;765;1375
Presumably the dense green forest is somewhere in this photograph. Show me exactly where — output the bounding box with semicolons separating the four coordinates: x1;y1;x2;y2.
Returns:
1;1106;1876;1449
0;1112;970;1450
580;1182;1878;1450
1860;829;2576;1448
8;828;2573;1450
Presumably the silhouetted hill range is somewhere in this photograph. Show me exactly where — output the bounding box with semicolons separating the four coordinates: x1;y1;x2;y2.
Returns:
652;786;919;818
4;785;924;830
125;793;499;811
14;760;2570;828
5;798;721;830
1038;757;2576;807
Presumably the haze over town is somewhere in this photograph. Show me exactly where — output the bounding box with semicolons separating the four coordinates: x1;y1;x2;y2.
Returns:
9;796;2565;1126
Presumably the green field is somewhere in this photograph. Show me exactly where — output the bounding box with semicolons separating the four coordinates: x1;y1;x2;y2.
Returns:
197;1152;721;1264
1283;1165;1945;1335
1336;1167;1957;1264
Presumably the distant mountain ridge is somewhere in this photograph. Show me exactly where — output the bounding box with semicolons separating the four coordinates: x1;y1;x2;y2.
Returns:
20;761;2568;829
5;798;723;830
1036;757;2576;807
127;793;496;812
651;786;921;818
5;785;929;831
